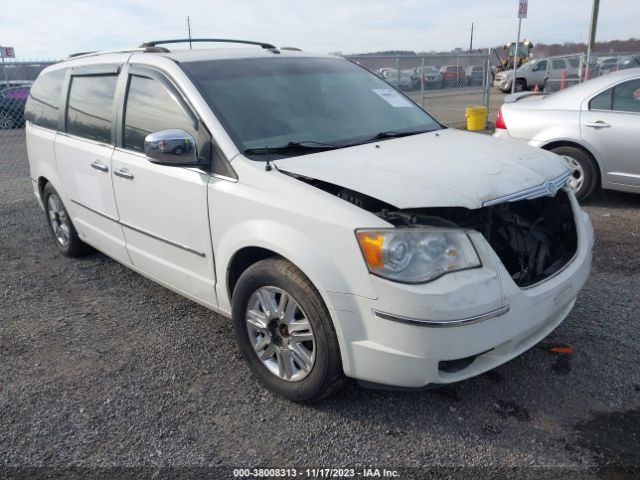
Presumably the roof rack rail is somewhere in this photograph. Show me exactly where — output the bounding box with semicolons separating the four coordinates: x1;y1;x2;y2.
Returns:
68;51;97;58
66;46;169;60
139;38;277;50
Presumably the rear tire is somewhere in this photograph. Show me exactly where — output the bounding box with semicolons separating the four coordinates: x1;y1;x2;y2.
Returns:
550;146;598;201
231;257;344;402
43;183;93;257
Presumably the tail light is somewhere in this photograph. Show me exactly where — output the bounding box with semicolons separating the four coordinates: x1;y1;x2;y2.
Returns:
495;109;507;130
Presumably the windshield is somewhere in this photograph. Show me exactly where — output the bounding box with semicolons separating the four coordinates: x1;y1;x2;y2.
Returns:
519;61;535;71
508;45;531;57
181;57;441;158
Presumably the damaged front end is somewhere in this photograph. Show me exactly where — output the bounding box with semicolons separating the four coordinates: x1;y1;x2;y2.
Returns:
289;174;578;288
376;191;578;287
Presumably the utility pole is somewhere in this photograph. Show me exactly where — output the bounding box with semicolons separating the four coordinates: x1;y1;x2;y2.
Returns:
187;16;192;49
585;0;600;76
512;0;528;94
469;23;474;52
511;17;522;93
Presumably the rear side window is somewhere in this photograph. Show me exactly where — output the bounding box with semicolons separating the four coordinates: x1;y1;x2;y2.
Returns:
552;60;566;70
589;88;612;110
24;69;66;129
568;58;580;68
123;75;196;152
612;79;640;113
66;75;117;143
590;80;640;113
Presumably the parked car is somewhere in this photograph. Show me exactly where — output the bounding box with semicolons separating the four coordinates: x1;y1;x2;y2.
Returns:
614;54;640;72
494;57;580;92
25;40;593;402
439;65;466;87
494;68;640;200
597;56;622;76
410;65;441;89
465;65;486;86
383;68;414;90
376;67;394;79
0;85;30;129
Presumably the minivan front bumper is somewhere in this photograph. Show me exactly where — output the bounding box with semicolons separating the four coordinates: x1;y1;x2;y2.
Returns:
325;196;593;388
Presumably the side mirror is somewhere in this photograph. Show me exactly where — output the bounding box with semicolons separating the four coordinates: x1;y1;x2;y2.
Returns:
144;129;198;166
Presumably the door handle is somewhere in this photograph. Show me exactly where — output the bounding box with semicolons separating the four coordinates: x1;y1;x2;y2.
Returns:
585;121;611;129
114;168;134;180
90;160;108;172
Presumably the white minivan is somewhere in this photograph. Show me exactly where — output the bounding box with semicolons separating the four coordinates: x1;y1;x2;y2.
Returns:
25;39;593;402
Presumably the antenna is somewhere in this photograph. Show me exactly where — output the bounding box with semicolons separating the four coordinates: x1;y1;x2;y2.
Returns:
264;146;272;171
187;16;192;49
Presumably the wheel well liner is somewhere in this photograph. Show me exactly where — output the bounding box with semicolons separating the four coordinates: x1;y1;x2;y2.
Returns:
227;247;277;300
37;176;49;200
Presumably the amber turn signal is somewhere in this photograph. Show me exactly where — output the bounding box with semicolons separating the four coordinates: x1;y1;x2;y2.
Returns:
356;231;385;269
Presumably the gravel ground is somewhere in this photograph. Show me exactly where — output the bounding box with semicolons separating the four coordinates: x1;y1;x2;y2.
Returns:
1;129;639;479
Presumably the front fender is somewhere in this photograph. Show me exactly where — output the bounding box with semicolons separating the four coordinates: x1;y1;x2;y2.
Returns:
213;218;377;314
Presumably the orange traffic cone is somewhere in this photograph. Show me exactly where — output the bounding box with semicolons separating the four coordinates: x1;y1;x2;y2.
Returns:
533;83;539;94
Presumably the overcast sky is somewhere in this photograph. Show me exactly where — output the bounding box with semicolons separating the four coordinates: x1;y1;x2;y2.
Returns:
2;0;638;59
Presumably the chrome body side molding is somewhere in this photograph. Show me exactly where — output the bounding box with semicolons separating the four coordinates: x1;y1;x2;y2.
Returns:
372;305;511;328
70;199;206;258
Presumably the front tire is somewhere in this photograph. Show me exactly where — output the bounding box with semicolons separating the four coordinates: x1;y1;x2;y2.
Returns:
514;79;526;92
231;257;344;402
43;183;92;257
550;146;598;201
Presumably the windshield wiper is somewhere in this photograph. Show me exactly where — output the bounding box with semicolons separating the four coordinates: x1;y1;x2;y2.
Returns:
338;129;436;148
372;129;435;140
244;141;342;156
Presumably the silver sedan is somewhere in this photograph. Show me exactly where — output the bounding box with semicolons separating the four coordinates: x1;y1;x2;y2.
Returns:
494;68;640;200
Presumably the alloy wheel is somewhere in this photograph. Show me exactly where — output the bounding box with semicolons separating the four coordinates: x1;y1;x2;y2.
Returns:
563;155;585;195
47;193;71;247
245;286;316;382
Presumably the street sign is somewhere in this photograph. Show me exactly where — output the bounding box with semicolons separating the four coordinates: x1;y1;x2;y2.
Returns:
518;0;528;18
1;46;15;58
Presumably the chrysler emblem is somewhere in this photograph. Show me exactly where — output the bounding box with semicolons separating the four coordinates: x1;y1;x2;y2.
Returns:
543;180;558;196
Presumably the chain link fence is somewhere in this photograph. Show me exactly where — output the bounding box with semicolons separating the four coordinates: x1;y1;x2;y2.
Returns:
494;51;640;93
1;60;59;179
544;52;640;92
346;53;492;127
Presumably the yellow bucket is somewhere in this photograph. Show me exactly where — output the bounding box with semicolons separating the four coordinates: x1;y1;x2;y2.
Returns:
466;106;488;131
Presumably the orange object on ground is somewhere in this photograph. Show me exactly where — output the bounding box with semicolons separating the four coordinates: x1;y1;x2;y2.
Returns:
560;70;567;90
550;346;574;354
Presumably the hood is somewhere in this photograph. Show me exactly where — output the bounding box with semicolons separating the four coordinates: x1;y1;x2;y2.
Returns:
273;128;570;210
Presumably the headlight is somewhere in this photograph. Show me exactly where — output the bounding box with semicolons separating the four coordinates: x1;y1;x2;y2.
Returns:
356;228;481;283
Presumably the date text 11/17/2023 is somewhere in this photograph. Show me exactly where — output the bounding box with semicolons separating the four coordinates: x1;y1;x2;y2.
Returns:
232;468;401;478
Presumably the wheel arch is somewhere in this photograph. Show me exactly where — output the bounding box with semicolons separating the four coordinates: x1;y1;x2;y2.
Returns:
37;176;50;201
515;77;528;89
227;246;279;302
223;242;356;377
